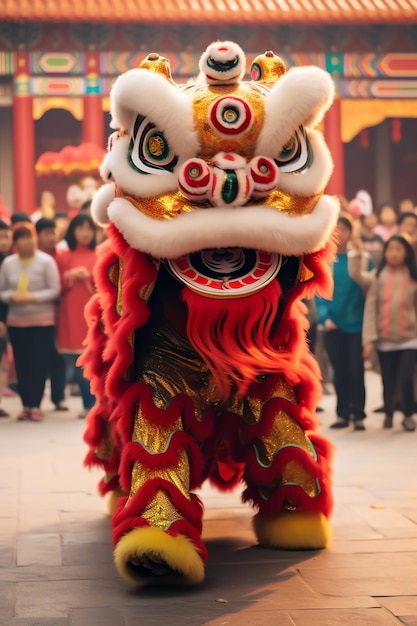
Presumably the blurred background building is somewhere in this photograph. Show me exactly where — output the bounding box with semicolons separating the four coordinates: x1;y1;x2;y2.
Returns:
0;2;417;213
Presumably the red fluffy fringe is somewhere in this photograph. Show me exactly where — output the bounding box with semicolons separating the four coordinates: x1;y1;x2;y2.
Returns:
183;280;284;399
82;226;336;534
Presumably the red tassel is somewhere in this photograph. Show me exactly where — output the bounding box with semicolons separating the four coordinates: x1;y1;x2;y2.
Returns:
359;128;369;149
392;119;402;143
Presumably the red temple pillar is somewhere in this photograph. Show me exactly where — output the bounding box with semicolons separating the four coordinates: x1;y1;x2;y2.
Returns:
324;97;345;197
83;51;104;148
13;51;36;214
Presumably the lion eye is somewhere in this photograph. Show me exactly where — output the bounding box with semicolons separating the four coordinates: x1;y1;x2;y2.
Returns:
282;137;296;153
128;114;178;175
275;126;312;173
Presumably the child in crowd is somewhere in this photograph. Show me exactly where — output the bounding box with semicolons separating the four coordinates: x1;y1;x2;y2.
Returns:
31;190;56;223
35;217;58;257
55;212;70;249
374;203;398;242
316;215;373;431
358;211;384;268
397;211;417;257
363;235;417;432
35;217;68;411
0;220;12;417
56;214;97;418
398;198;415;214
0;226;61;421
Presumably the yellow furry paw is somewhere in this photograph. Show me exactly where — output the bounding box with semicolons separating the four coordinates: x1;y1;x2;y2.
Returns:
107;487;125;516
253;511;332;550
114;527;205;586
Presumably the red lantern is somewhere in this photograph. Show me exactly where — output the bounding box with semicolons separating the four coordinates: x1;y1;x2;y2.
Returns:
35;142;106;177
359;128;369;149
391;119;402;143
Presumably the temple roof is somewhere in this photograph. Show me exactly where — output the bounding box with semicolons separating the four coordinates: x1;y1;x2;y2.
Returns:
1;0;417;24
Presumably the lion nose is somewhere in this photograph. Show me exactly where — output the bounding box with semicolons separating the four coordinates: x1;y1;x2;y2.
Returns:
178;152;279;207
211;152;252;206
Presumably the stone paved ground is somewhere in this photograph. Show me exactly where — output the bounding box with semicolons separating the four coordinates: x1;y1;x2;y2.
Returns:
0;370;416;626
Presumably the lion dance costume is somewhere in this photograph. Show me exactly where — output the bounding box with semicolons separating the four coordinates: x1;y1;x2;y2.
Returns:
82;41;339;586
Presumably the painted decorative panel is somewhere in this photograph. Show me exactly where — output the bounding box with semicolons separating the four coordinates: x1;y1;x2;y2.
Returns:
0;52;13;76
32;52;82;75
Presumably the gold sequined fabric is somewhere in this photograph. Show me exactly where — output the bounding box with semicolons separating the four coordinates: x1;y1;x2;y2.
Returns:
139;53;175;85
256;409;314;464
135;324;217;415
129;401;191;526
250;51;286;85
140;490;184;529
132;403;183;453
129;457;190;529
252;409;320;500
131;318;321;511
188;83;266;163
117;182;321;222
129;450;191;504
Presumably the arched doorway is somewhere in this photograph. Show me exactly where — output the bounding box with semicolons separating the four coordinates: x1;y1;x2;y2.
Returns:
35;109;82;211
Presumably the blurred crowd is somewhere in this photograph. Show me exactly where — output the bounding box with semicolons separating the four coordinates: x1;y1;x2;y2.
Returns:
1;187;417;434
310;192;417;434
0;189;104;422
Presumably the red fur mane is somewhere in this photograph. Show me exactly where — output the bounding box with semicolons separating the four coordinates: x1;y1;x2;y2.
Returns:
182;279;283;399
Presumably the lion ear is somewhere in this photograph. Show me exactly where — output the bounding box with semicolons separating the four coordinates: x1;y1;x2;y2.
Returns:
109;68;199;160
256;66;334;157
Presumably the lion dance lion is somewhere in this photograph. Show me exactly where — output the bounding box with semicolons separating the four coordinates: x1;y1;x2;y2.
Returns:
81;41;339;586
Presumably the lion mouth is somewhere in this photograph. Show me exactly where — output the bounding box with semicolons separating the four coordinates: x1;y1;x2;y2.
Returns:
166;248;283;299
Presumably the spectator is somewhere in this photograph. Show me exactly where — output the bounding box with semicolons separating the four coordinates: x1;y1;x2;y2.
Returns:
347;189;373;221
357;212;384;268
35;217;58;257
397;211;417;258
35;217;68;412
0;219;12;261
316;215;373;431
55;212;70;251
10;212;32;227
374;203;398;242
398;198;415;214
363;235;417;432
0;226;60;421
66;184;87;219
31;190;56;223
0;220;12;417
56;214;97;418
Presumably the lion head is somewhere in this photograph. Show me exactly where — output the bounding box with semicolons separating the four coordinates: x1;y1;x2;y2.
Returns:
93;42;338;398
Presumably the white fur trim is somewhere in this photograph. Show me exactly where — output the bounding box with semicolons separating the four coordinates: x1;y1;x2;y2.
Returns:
99;149;114;183
109;69;199;162
256;66;334;156
91;183;115;226
277;130;334;196
108;194;339;259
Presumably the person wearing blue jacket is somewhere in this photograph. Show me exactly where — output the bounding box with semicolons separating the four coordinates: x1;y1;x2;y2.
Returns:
316;215;373;431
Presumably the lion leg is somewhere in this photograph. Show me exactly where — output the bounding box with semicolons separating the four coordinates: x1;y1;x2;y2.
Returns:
111;391;207;586
241;395;333;551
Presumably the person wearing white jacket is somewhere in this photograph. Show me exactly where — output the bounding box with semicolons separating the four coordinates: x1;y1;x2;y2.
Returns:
0;225;61;421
